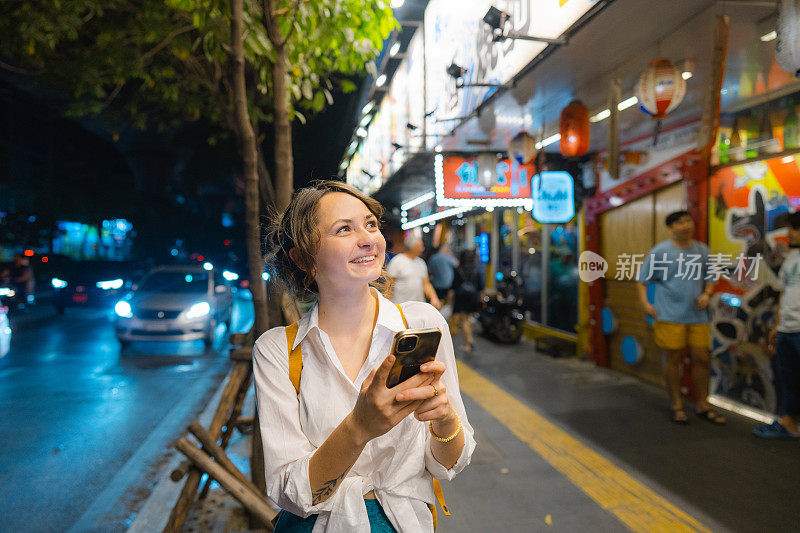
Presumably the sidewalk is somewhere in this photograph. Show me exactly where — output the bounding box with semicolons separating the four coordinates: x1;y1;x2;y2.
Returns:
130;334;800;532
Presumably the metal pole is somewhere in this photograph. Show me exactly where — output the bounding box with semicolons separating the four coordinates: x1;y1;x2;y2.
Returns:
505;32;568;45
465;218;476;249
489;210;500;289
512;210;520;273
541;223;550;326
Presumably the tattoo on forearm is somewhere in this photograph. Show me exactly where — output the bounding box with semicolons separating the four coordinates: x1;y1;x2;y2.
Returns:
312;470;347;504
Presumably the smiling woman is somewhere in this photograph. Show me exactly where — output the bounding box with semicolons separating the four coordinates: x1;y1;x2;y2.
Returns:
256;180;474;532
266;181;393;302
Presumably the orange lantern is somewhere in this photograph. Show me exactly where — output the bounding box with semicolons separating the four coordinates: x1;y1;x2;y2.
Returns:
560;100;590;157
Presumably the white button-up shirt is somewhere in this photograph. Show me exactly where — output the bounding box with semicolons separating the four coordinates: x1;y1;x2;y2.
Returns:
252;289;475;532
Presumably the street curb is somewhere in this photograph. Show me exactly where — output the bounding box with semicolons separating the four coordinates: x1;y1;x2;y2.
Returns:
124;370;233;533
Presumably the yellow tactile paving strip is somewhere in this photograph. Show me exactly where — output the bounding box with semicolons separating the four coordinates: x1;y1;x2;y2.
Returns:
457;360;713;533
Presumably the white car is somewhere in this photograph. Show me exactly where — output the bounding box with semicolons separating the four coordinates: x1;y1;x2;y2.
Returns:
114;265;233;347
0;306;10;357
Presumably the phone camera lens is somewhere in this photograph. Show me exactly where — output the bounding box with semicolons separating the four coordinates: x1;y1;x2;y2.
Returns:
397;336;418;353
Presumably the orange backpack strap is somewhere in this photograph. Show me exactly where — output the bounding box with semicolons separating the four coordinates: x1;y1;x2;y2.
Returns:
395;303;450;521
395;303;409;329
285;323;302;394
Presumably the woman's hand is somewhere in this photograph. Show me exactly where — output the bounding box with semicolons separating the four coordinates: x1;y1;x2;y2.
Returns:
395;361;457;435
349;354;433;443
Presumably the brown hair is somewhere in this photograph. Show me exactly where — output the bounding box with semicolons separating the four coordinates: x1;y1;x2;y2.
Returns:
265;180;392;301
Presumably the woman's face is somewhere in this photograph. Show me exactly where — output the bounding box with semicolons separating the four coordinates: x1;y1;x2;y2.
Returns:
311;192;386;291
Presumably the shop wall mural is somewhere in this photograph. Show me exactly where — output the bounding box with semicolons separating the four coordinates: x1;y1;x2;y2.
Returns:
708;154;800;413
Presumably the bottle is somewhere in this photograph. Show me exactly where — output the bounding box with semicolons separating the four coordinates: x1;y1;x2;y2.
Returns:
729;128;745;161
745;112;760;158
784;102;799;150
760;112;780;155
718;132;730;164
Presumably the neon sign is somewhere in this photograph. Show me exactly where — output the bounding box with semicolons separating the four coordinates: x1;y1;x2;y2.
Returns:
531;171;575;223
437;155;534;207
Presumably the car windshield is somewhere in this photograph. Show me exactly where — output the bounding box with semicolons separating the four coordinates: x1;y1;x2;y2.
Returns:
138;271;208;294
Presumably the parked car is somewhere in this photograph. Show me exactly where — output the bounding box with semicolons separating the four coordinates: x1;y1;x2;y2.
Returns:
51;260;142;314
114;264;234;347
0;306;10;357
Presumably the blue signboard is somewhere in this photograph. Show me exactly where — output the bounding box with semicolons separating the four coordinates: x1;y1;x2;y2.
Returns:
475;233;490;263
531;171;575;223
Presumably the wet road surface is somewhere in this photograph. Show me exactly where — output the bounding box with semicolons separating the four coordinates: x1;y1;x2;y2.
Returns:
0;293;253;532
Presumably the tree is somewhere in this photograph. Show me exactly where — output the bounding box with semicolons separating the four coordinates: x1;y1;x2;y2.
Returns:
0;0;395;336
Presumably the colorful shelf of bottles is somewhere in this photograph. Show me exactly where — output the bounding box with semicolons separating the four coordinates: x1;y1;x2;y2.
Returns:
712;93;800;170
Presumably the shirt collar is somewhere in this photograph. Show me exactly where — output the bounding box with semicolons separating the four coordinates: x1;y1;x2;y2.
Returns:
290;288;406;350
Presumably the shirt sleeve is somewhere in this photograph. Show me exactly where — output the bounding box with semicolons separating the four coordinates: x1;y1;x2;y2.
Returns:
252;328;338;517
776;261;788;291
637;250;655;282
404;302;476;480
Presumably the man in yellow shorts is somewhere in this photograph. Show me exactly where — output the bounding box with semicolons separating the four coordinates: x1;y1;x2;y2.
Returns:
637;211;725;425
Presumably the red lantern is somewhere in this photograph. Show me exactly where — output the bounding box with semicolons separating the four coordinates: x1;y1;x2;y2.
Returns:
635;58;686;119
560;100;590;157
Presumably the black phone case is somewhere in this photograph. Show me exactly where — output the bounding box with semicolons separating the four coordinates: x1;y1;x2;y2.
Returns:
386;328;442;388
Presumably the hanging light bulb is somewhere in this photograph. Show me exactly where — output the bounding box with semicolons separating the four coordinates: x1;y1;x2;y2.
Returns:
477;153;497;188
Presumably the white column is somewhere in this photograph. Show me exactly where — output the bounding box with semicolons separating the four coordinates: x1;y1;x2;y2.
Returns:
465;218;476;249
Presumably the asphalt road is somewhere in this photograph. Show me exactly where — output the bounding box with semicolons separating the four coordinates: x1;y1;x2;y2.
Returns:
0;293;254;532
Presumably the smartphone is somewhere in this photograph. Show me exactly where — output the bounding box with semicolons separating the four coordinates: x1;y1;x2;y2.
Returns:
385;328;442;388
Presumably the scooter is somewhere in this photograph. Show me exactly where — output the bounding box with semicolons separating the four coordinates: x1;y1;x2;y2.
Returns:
478;272;525;344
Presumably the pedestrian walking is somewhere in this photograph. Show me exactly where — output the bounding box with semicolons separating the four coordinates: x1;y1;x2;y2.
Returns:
427;241;459;303
386;234;442;309
255;181;475;532
451;249;483;352
754;210;800;438
637;210;725;425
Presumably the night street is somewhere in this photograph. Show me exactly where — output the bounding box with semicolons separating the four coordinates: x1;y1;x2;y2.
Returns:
4;0;800;531
0;294;253;532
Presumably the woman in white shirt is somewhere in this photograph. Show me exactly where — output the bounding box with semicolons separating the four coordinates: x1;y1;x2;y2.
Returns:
254;181;475;532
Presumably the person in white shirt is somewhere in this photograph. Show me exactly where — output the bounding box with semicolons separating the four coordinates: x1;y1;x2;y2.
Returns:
754;210;800;438
386;235;442;309
254;180;475;532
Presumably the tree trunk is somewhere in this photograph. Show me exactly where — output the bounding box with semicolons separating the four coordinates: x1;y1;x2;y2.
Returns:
257;145;275;211
272;44;293;212
230;0;269;338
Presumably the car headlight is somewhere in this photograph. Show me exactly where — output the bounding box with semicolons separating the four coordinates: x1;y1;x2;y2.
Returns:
185;301;210;319
0;288;15;297
96;279;124;290
115;300;133;318
51;278;68;289
222;270;239;281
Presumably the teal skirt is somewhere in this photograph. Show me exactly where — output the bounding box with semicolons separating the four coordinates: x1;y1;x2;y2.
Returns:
274;499;397;532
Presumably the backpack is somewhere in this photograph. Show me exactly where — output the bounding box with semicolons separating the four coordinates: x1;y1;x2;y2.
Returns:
284;302;449;529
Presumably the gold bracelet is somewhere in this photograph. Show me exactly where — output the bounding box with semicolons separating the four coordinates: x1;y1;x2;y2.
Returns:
429;413;461;443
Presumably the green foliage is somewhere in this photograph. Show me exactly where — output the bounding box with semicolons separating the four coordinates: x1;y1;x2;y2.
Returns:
0;0;396;134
